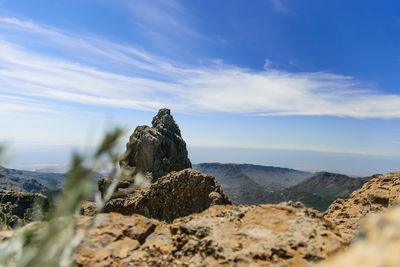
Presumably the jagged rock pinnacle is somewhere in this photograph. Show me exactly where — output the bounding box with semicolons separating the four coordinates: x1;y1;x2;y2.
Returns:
151;108;181;136
119;108;191;181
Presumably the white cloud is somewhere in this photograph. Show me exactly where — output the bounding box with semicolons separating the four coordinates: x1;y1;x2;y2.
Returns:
1;16;400;118
0;93;56;113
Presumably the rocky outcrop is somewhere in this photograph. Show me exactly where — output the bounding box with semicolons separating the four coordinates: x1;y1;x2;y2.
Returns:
323;171;400;243
103;169;232;222
75;202;344;267
119;108;192;181
0;190;49;227
317;205;400;267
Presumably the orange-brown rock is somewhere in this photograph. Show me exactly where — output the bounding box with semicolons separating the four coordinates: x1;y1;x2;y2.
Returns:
323;171;400;243
317;205;400;267
74;202;344;267
81;201;97;216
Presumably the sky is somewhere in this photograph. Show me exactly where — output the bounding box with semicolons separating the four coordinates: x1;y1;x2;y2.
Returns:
1;0;400;176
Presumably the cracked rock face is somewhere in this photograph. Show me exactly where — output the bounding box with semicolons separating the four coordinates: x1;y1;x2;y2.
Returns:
119;108;192;181
323;171;400;244
103;169;232;222
74;203;344;267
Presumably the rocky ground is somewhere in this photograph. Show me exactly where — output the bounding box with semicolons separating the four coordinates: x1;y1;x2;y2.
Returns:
75;202;344;267
75;171;400;267
323;171;400;243
319;204;400;267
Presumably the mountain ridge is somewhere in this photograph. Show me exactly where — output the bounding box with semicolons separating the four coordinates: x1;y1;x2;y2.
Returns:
194;162;371;211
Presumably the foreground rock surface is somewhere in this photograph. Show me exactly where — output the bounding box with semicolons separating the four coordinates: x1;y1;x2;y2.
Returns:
119;108;192;181
104;169;232;222
323;171;400;243
75;203;344;267
318;205;400;267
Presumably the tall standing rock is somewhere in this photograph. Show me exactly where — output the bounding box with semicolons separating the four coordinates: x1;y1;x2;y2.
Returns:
119;108;192;181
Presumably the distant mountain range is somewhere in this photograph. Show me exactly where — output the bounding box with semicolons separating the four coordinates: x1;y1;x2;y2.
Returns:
193;163;373;211
289;171;372;198
1;163;373;211
0;166;104;198
0;166;48;194
0;166;67;189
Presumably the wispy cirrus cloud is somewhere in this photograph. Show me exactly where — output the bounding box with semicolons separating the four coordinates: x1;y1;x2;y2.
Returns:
124;0;204;47
1;16;400;118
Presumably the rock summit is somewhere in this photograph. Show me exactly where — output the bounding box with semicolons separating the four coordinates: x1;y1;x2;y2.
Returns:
119;108;192;181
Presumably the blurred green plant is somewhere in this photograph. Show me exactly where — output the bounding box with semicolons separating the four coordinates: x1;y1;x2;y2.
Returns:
0;128;124;267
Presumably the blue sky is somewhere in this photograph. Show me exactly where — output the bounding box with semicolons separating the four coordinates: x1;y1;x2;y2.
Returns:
1;0;400;175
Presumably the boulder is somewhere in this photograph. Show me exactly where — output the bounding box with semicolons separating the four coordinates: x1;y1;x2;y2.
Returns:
318;205;400;267
74;202;344;267
323;171;400;243
103;169;232;222
119;108;192;181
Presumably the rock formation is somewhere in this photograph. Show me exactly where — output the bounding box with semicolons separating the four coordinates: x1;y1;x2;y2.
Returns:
103;169;232;222
0;190;49;227
75;202;344;267
119;108;192;181
323;171;400;243
318;204;400;267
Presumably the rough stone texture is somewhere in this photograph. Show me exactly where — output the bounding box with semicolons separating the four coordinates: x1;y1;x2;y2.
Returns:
81;201;97;216
98;178;134;199
75;203;344;267
0;190;48;227
104;169;232;222
119;108;192;181
75;213;163;267
323;171;400;243
317;205;400;267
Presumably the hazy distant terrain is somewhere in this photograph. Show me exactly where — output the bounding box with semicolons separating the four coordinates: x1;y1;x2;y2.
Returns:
194;163;313;189
289;172;373;199
0;165;104;198
194;163;371;211
193;163;315;206
0;166;48;194
0;162;374;211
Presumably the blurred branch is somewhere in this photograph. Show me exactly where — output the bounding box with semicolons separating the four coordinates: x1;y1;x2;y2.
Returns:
0;127;124;267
